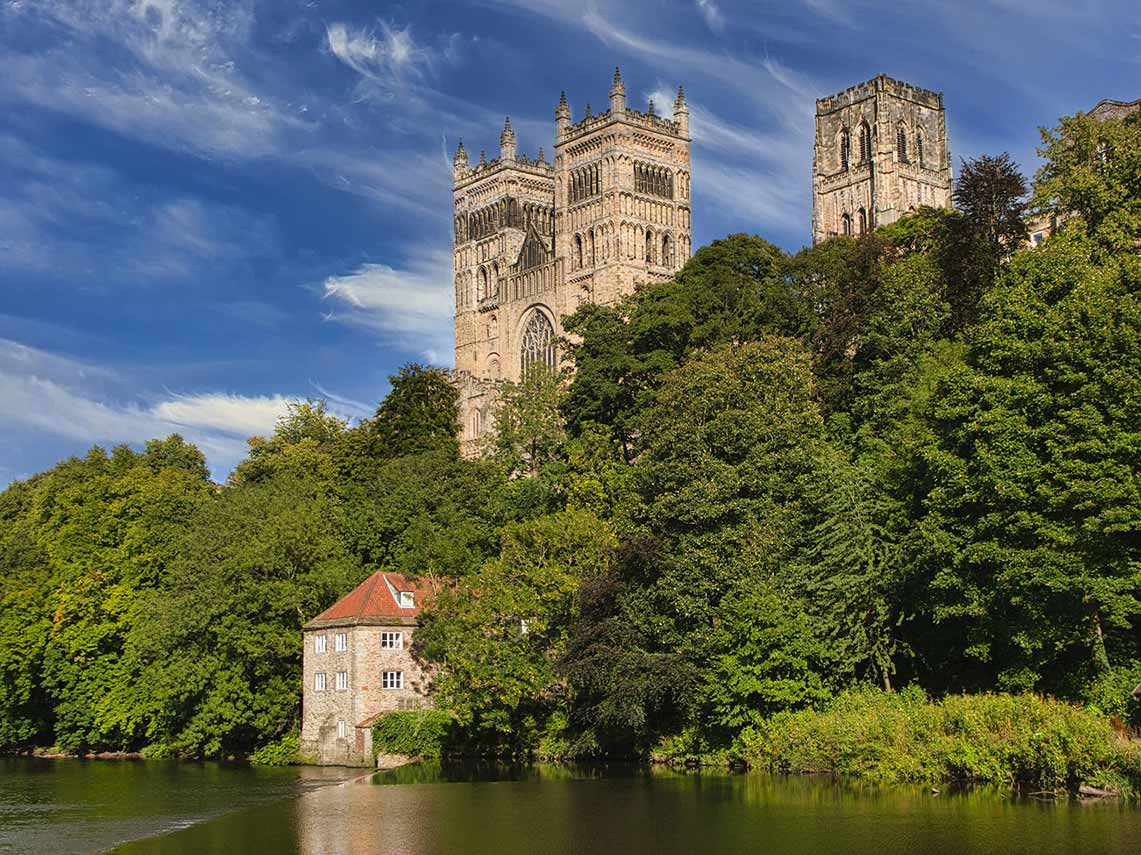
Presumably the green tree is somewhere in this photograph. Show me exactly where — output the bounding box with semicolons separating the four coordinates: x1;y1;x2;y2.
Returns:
954;153;1029;260
1032;110;1141;254
489;366;567;477
231;400;347;486
367;364;460;460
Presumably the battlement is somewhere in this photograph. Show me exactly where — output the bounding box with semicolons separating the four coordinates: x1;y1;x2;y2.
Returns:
558;107;684;143
817;74;943;113
454;154;554;189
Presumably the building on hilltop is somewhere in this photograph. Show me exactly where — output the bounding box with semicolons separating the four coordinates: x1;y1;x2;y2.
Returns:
452;68;693;455
812;75;953;244
300;571;432;766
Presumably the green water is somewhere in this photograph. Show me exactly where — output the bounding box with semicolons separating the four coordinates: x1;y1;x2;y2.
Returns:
3;759;1140;855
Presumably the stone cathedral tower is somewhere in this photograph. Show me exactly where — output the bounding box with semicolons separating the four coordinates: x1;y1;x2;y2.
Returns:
812;75;952;244
452;68;692;454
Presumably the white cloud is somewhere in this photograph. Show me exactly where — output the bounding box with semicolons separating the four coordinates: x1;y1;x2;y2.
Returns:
0;337;319;480
320;248;454;360
694;0;725;33
150;393;293;437
326;21;437;85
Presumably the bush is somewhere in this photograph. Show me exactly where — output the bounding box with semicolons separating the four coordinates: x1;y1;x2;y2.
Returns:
372;710;456;758
250;734;302;766
737;688;1141;793
1082;663;1141;727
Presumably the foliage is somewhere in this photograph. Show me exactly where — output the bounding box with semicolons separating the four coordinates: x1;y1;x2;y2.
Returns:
364;363;461;461
489;367;567;477
953;153;1029;258
371;710;457;758
250;733;302;766
739;687;1141;793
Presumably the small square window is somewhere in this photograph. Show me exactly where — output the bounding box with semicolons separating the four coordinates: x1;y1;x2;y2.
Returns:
382;671;404;690
315;672;326;691
334;632;348;652
381;631;403;650
337;720;346;739
315;635;327;654
399;592;415;609
336;671;349;691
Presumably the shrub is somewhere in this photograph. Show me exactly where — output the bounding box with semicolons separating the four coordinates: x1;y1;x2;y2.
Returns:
737;688;1141;793
372;710;457;758
250;734;301;766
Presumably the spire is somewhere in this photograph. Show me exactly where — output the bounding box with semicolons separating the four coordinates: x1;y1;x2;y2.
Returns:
556;90;571;136
537;146;545;163
585;101;592;118
478;149;487;168
609;65;627;115
647;98;655;117
674;84;689;136
453;138;469;179
499;115;516;160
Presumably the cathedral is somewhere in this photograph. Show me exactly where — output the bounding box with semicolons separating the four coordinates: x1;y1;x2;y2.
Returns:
451;68;693;453
451;71;955;453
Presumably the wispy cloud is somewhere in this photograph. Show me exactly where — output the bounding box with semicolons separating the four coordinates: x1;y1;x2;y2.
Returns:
694;0;725;34
320;248;454;362
325;21;439;89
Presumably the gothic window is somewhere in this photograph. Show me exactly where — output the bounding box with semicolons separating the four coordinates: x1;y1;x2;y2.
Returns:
842;213;852;236
491;262;500;301
916;132;925;168
897;126;908;163
589;230;596;267
840;129;850;171
520;310;557;376
574;234;583;270
858;207;868;235
858;123;871;163
477;267;488;301
662;234;672;268
645;229;653;264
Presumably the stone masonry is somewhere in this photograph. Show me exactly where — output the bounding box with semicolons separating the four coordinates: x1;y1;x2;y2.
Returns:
812;75;953;244
300;572;432;766
452;67;692;455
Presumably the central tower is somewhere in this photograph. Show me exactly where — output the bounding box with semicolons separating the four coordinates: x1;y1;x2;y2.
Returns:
452;68;692;453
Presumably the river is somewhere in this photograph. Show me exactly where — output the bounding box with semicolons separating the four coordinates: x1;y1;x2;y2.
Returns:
2;758;1139;854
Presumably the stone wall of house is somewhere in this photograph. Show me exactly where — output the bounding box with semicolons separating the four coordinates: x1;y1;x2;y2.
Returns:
300;618;431;766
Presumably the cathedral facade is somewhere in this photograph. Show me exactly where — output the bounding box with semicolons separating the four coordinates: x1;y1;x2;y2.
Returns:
452;69;692;453
812;75;953;244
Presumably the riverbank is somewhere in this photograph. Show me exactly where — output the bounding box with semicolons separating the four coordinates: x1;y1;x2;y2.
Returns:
725;688;1141;796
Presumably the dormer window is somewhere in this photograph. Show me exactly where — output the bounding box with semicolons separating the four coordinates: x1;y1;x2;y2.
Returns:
400;591;415;609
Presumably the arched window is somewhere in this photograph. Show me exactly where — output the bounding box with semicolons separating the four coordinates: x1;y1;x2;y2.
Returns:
477;267;488;301
858;207;868;235
589;230;596;267
897;126;908;163
645;229;653;263
489;315;498;339
842;213;852;236
858;123;871;163
520;310;557;376
840;129;850;171
573;234;583;270
662;234;672;268
916;132;925;168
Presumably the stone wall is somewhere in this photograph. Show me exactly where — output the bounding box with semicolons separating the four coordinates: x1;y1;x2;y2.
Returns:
300;619;431;766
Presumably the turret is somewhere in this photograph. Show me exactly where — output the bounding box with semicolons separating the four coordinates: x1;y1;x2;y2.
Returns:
477;149;487;169
499;116;516;162
674;86;689;136
609;66;626;115
555;91;571;136
453;139;469;180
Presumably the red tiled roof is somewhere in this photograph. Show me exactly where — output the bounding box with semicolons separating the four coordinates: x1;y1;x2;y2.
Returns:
309;571;430;623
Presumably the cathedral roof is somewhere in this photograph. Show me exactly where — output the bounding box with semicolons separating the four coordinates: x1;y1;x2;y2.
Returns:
305;571;431;627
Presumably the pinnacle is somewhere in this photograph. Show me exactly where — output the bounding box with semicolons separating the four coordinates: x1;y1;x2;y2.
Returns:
559;90;568;107
676;85;686;101
613;66;621;84
647;98;655;116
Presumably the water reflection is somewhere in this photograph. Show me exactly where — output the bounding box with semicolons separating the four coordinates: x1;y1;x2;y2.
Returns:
102;763;1141;855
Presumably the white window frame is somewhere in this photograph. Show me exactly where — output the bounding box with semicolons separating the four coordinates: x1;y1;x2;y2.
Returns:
335;671;349;691
382;671;404;690
334;632;348;652
314;672;326;691
315;635;327;654
337;720;346;739
399;591;415;609
381;631;403;650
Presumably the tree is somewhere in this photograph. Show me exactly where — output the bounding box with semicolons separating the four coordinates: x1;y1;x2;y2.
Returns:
489;366;567;477
415;510;616;751
1032;111;1141;255
367;364;460;460
231;400;347;486
954;153;1029;260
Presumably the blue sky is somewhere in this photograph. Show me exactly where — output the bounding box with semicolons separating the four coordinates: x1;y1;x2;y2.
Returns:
1;0;1138;483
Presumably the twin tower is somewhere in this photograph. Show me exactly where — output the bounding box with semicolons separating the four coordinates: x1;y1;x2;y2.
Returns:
452;68;693;452
452;70;953;452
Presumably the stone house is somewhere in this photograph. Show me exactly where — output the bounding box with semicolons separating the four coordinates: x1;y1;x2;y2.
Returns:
300;571;433;766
